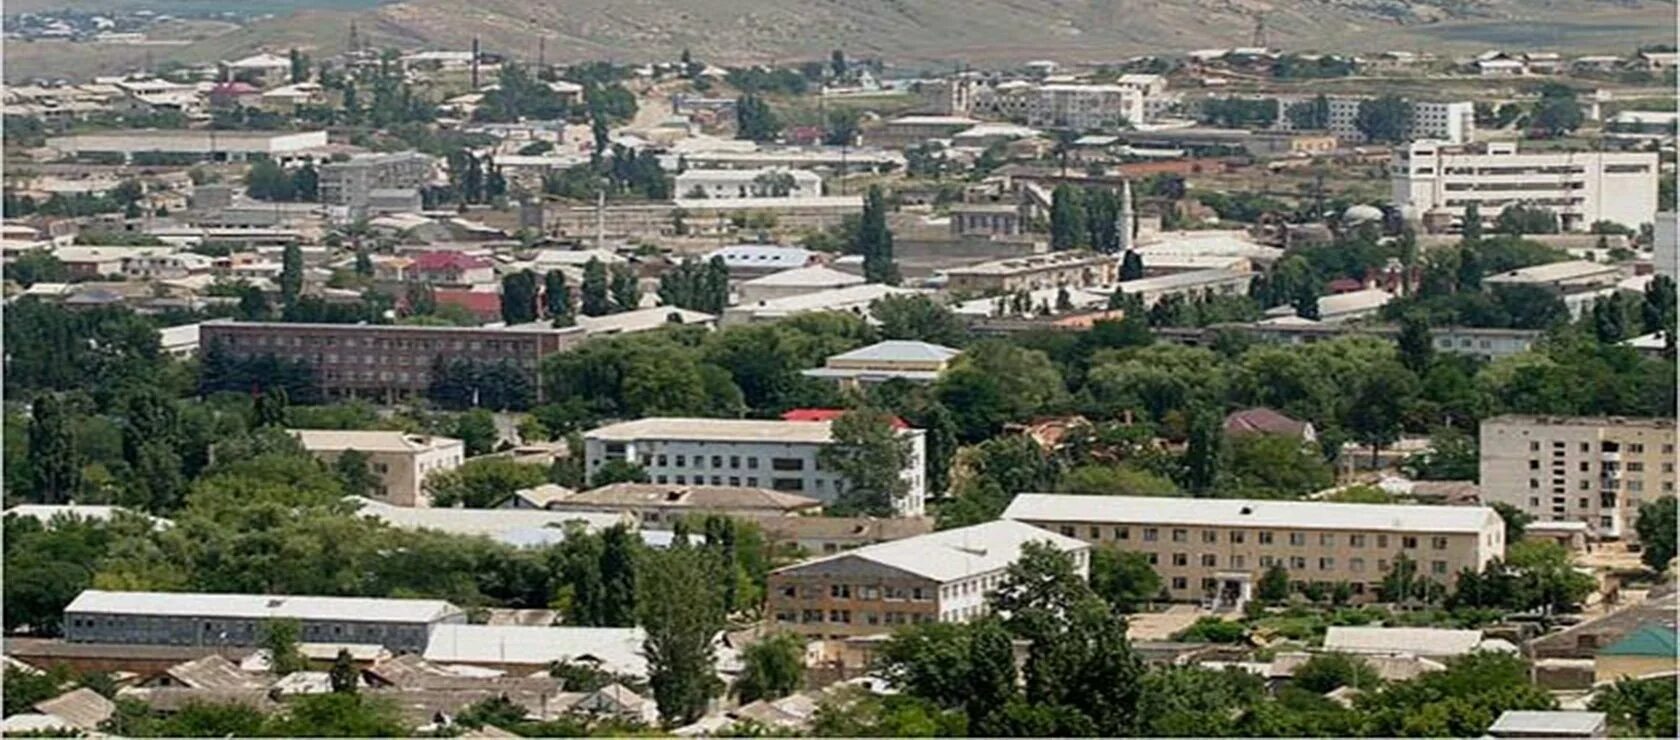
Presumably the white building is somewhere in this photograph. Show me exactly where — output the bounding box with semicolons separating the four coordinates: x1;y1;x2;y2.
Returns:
1654;212;1675;282
1273;96;1473;144
675;168;823;200
736;265;865;304
583;417;927;516
1392;141;1659;232
721;283;916;325
1029;84;1145;130
45;130;329;164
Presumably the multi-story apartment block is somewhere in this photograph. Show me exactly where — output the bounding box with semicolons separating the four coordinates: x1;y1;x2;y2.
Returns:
1392;141;1659;232
944;251;1120;294
63;590;465;652
319;151;435;207
1003;494;1505;607
290;429;464;507
765;520;1089;639
1478;416;1678;539
582;418;928;516
1272;96;1473;145
200;319;583;402
1029;84;1145;130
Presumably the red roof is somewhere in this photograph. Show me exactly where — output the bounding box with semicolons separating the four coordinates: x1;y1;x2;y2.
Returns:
211;82;261;95
411;251;493;272
432;289;501;320
782;408;910;430
1223;407;1312;439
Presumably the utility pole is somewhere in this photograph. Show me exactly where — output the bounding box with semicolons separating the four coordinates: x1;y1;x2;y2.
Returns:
471;36;481;89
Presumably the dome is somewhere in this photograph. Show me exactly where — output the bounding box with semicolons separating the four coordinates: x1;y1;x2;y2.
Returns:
1342;204;1384;225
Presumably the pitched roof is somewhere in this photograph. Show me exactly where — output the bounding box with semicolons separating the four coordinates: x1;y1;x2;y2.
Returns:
1322;627;1486;657
1597;623;1678;658
1223;407;1311;438
423;624;649;676
780;408;910;429
432;288;502;319
773;519;1088;584
828;340;961;364
741;265;865;288
567;483;822;512
164;655;268;690
752;515;934;543
33;688;115;731
1489;711;1606;736
66;589;463;624
1002;494;1500;535
411;251;493;271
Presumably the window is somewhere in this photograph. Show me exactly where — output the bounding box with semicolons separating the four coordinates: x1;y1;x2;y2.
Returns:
657;455;668;466
1060;525;1076;537
1319;533;1335;547
1350;558;1365;572
1230;531;1246;544
1289;532;1306;546
1402;536;1419;549
1349;534;1366;548
1230;555;1246;569
1172;553;1188;566
730;456;740;469
1290;556;1307;570
1171;577;1188;590
1319;557;1335;571
711;455;723;468
747;458;759;470
830;584;850;599
1431;561;1448;575
675;455;686;466
1259;555;1275;567
772;458;804;471
1377;534;1389;548
1201;530;1218;544
1143;528;1159;542
1431;536;1449;550
771;478;805;491
1146;553;1159;565
1259;531;1274;545
1115;527;1130;540
1200;553;1217;567
1172;529;1188;543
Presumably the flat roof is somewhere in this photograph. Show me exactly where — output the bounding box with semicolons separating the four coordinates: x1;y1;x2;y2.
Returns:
1482;415;1674;430
1489;711;1606;736
1323;626;1487;656
828;340;961;364
350;497;626;540
946;251;1115;277
201;318;583;337
1002;493;1499;534
1483;259;1621;285
290;429;462;454
741;265;865;288
776;519;1087;583
64;590;461;624
1112;267;1251;293
586;417;838;445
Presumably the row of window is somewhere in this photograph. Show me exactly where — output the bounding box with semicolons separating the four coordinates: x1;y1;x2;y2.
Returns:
224;334;537;353
1530;440;1672;454
1057;524;1452;551
1132;551;1450;576
777;609;935;627
778;583;936;601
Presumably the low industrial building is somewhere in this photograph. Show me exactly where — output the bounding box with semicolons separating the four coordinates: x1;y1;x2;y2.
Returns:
943;251;1119;294
1108;266;1254;308
736;265;865;304
583;417;928;516
766;520;1089;639
1002;494;1505;607
62;590;465;653
45;130;329;163
674;168;823;200
290;429;464;507
722;283;916;325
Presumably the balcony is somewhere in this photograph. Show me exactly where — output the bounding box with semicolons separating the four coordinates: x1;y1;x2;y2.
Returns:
1601;451;1622;463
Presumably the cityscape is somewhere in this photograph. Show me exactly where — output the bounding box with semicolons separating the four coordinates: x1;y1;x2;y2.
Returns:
1;1;1677;737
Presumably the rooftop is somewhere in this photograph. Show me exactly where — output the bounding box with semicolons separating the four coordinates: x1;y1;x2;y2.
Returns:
1488;711;1606;737
732;283;916;315
1002;494;1500;534
423;624;648;675
1483;259;1621;285
741;265;865;288
586;417;839;445
201;318;582;337
945;251;1115;277
64;589;463;624
565;483;822;512
1323;626;1489;657
575;306;716;335
350;497;627;543
704;245;816;269
290;429;463;454
1482;415;1675;430
775;519;1087;583
826;340;961;364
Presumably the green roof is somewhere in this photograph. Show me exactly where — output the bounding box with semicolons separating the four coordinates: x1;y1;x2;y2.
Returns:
1598;623;1678;657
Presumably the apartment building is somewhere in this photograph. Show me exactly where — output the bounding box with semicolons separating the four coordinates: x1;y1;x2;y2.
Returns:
1002;494;1505;607
582;417;928;516
319;151;435;207
199;319;583;402
1478;416;1678;539
1164;321;1544;360
62;590;465;652
1029;84;1145;130
943;251;1119;294
766;520;1089;639
290;429;464;507
1392;141;1659;232
801;340;962;388
1272;96;1473;144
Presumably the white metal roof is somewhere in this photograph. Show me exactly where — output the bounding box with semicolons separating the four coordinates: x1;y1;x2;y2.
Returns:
424;624;648;675
704;245;815;269
575;306;716;335
1002;494;1500;534
64;590;461;623
741;265;865;288
350;497;627;540
1322;626;1487;656
1489;711;1606;736
827;340;961;364
290;429;463;454
776;519;1087;583
585;418;837;445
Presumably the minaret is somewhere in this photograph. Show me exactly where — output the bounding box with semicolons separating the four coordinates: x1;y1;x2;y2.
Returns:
1117;179;1135;253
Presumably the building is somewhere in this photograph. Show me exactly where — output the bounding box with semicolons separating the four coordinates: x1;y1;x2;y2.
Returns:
531;482;823;527
290;429;464;507
943;251;1118;294
349;497;630;549
1593;623;1678;683
674;168;823;200
704;245;818;277
1477;416;1677;539
421;625;649;677
1002;494;1505;607
1224;407;1316;442
1272;96;1473;145
736;265;865;304
1656;211;1676;282
199;319;584;402
949;203;1027;237
1488;711;1608;739
801;340;961;388
573;306;717;336
1028;84;1144;130
1482;260;1624;293
1321;626;1497;658
1392;141;1659;232
1108;266;1254;308
869;115;981;148
583;417;927;516
62;590;465;653
45;130;329;163
1165;321;1543;360
765;520;1089;639
319;152;435;208
721;283;915;325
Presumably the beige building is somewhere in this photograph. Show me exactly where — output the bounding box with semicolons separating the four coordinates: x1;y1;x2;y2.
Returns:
943;251;1119;294
766;520;1088;640
801;340;961;388
1002;494;1505;607
290;429;465;507
1478;416;1677;540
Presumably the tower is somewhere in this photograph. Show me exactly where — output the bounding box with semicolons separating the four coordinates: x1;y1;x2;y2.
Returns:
471;37;481;89
1117;179;1135;253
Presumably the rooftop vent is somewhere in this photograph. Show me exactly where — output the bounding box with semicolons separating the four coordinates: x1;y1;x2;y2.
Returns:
1239;506;1253;515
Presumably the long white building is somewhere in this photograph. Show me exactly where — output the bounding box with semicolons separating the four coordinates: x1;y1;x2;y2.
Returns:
1273;96;1473;144
1392;141;1659;232
583;418;927;516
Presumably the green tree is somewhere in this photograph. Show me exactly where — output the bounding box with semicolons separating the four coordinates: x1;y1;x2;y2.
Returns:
1120;250;1145;281
819;408;912;516
1531;83;1584;138
253;386;288;428
1397;312;1434;373
279;243;304;308
1589;676;1677;738
965;617;1019;736
735;94;782;142
1183;409;1224;493
610;265;640;313
425;457;548;508
637;543;726;726
1462;202;1483;240
871;294;966;346
1089;549;1161;612
1357;652;1554;736
544;269;573;324
1259;563;1291;603
266;693;409;737
1293;652;1380;693
1049;184;1088;251
1347;363;1419;467
1635;497;1676;572
1355;95;1413;143
1495;204;1561;235
26;394;80;504
500;269;539;324
589;459;650;488
329;648;358;694
581;258;611;317
1506;539;1597;615
856;185;898;284
452;408;499;456
332;449;380;499
245;159;295;201
733;633;805;703
261;619;307;676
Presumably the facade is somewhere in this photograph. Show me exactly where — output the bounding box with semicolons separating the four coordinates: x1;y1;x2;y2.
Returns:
949;204;1026;237
583;418;928;516
1028;84;1144;130
1002;494;1505;607
45;130;328;163
290;429;464;507
1273;96;1472;144
319;152;434;207
1478;416;1677;539
944;251;1119;294
1651;212;1674;281
673;168;823;199
533;482;823;527
199;319;583;402
801;340;961;388
1392;141;1659;232
766;520;1089;639
1164;321;1543;360
62;590;465;653
869;115;981;148
1109;266;1254;308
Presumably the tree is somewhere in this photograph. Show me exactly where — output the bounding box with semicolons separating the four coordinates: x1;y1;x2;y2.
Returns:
1492;501;1534;542
1495;203;1561;235
1357;652;1554;736
1531;83;1584;138
333;449;380;499
1397;312;1434;373
1641;274;1676;336
1182;409;1223;493
1259;563;1291;603
1355;95;1413;143
501;269;539;324
830;49;847;78
818;408;912;516
245;159;295;201
279;243;303;308
735;94;781;142
637;544;726;725
581;258;611;317
267;693;409;737
329;648;358;694
589;459;650;488
290;164;319;202
1049;184;1088;251
1635;497;1676;572
261;619;307;676
1120;250;1145;281
1085;187;1120;254
1293;652;1380;693
610;265;640;313
1089;549;1161;612
856;186;898;284
1506;539;1596;615
871;294;965;346
964;618;1018;736
734;632;805;703
289;47;309;84
1590;676;1678;738
426;457;548;508
253;386;288;428
544;269;574;325
1462;202;1483;240
26;394;80;504
452;408;499;456
1347;363;1418;467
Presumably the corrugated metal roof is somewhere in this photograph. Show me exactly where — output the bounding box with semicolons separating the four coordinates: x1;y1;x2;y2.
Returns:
774;520;1087;583
1003;494;1499;534
65;590;462;624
